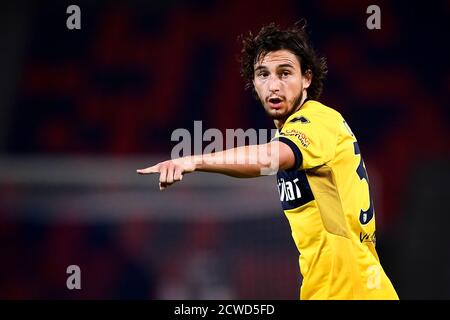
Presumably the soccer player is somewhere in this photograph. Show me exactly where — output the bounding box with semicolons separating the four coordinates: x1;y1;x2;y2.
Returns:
137;22;399;300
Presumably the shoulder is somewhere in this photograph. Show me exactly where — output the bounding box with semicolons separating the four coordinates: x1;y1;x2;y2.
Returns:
286;100;343;126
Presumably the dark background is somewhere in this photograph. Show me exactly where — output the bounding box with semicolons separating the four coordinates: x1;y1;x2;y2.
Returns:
0;0;449;299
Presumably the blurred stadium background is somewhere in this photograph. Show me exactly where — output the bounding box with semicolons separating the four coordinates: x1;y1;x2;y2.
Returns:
0;0;449;299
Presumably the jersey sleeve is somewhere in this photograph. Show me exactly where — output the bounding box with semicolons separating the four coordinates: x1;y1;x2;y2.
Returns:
273;113;338;170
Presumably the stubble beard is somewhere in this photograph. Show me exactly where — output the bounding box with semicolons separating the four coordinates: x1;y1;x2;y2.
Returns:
262;91;304;121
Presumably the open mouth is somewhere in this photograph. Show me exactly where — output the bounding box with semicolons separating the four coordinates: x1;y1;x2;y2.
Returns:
268;97;282;104
268;97;283;109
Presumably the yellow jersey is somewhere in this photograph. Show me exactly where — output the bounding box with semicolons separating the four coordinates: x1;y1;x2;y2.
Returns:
273;99;398;300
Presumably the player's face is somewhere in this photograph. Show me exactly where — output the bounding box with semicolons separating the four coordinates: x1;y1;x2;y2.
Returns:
253;50;311;124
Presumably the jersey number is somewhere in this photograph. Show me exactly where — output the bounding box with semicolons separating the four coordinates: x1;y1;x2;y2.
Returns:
354;142;375;225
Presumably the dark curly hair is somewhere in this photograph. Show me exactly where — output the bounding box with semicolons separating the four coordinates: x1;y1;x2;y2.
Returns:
239;20;328;100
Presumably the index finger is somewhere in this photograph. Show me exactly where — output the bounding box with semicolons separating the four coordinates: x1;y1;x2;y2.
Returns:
136;165;160;175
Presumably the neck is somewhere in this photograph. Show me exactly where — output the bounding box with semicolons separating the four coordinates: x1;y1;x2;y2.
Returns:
273;93;309;129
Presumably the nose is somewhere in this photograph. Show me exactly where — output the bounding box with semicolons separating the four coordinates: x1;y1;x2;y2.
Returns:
268;75;281;93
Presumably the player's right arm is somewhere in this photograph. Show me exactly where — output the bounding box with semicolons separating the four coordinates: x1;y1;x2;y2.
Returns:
136;141;296;190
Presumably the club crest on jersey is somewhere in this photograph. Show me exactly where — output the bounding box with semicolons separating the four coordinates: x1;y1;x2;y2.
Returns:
289;116;310;124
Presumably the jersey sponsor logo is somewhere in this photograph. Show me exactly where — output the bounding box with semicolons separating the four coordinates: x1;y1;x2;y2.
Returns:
289;116;310;124
280;129;310;148
360;231;376;245
276;170;314;210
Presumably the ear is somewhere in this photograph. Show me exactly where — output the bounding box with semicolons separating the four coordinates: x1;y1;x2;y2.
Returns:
302;69;312;89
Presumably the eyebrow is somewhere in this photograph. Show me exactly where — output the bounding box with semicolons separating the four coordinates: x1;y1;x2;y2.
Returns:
254;63;295;72
254;65;267;72
277;64;295;69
